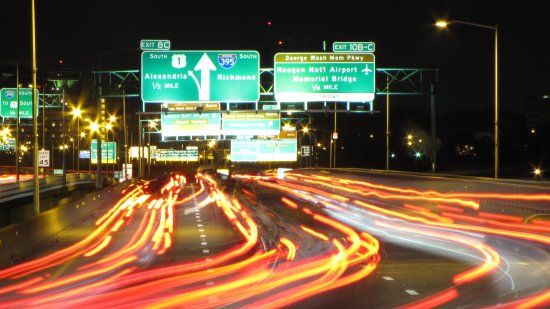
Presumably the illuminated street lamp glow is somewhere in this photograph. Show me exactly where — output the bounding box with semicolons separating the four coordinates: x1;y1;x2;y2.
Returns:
435;20;448;28
72;107;81;118
90;122;99;133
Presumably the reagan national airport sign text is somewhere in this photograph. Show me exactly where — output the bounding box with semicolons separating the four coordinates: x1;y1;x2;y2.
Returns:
274;53;375;102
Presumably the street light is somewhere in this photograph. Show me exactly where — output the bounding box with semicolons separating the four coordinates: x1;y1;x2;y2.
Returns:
106;122;113;176
72;107;82;173
436;19;499;178
89;121;100;175
300;126;311;168
147;120;157;176
69;137;75;170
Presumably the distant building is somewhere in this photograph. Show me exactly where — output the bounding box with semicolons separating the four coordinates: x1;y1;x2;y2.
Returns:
523;94;550;128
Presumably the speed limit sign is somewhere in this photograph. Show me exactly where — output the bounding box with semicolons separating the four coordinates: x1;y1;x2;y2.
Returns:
38;150;50;167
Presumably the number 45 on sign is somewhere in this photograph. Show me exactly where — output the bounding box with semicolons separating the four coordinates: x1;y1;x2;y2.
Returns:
38;150;50;167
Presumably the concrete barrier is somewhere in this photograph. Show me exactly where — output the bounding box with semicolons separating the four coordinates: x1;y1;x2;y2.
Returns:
0;180;135;267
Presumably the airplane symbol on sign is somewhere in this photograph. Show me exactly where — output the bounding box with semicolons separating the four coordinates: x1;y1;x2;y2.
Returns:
362;64;372;75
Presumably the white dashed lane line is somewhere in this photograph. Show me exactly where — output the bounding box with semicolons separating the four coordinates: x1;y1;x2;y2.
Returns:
405;290;419;295
194;204;214;283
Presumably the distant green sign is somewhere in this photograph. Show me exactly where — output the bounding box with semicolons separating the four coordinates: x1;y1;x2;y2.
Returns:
231;139;297;162
274;53;375;102
140;39;171;50
161;112;221;138
222;112;280;135
0;88;39;118
153;148;198;162
91;139;117;164
141;50;260;102
0;138;15;151
333;42;375;53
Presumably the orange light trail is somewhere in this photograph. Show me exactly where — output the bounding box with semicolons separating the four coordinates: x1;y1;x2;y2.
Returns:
84;236;112;257
281;196;298;209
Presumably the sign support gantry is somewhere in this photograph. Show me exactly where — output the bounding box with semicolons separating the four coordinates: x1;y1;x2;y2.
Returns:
375;68;440;173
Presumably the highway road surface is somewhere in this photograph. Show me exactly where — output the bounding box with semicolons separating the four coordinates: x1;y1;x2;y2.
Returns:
0;169;549;308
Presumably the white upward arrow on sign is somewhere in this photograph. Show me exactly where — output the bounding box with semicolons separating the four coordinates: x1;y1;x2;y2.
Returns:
193;53;217;100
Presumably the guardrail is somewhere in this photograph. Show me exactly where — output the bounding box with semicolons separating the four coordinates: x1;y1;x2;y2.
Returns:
0;173;96;204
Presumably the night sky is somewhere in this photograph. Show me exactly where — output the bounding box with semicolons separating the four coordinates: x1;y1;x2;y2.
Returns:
2;0;549;114
0;0;549;174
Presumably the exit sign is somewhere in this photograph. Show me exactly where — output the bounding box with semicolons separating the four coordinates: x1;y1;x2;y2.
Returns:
140;39;171;50
333;42;375;53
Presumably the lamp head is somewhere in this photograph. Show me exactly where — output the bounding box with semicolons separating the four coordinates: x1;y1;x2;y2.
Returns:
435;20;449;28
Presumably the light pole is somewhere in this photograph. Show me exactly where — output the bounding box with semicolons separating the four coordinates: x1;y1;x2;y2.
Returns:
148;120;157;176
108;114;116;179
105;122;112;177
31;0;40;214
69;137;75;170
59;143;68;187
436;19;499;178
122;88;128;181
72;107;81;174
89;121;100;178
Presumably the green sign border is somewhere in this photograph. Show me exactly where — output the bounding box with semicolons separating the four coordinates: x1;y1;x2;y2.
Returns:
273;52;375;103
141;50;260;103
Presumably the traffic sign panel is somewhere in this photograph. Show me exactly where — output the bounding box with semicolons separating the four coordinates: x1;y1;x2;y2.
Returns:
0;88;39;118
38;150;50;167
333;42;375;53
161;112;221;138
222;111;280;135
141;50;260;102
274;53;375;102
91;140;117;164
231;139;297;162
140;39;171;50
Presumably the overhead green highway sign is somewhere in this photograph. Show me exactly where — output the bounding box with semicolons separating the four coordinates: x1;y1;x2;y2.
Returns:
274;53;375;102
0;88;39;118
141;50;260;102
332;42;375;53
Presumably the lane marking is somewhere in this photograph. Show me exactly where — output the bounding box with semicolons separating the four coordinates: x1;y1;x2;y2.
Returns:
382;276;394;281
405;290;419;295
